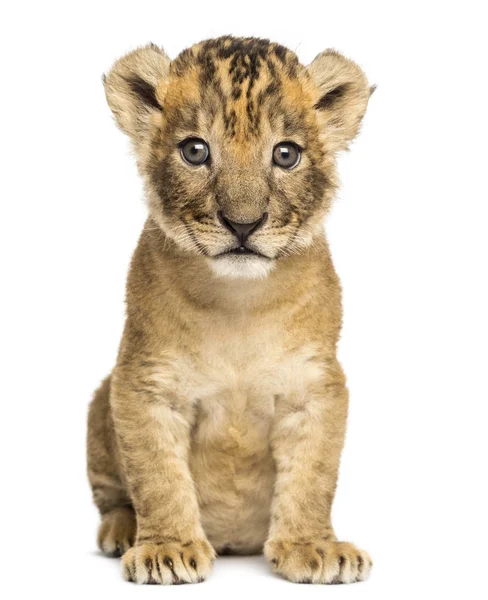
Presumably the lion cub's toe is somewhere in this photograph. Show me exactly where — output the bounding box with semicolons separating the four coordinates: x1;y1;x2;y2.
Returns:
265;539;372;584
97;507;136;557
122;539;215;584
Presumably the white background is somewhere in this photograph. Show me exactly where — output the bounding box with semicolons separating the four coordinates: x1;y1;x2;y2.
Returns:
1;1;487;598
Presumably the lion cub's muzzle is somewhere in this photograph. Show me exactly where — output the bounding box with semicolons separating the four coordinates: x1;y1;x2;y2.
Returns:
217;211;268;256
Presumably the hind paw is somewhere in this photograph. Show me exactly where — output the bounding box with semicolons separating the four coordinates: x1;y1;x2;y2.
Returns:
97;507;136;557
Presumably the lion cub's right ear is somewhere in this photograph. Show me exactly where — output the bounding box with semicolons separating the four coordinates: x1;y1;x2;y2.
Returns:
103;44;171;143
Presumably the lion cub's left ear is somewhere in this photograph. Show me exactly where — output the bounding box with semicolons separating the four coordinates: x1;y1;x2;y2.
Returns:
307;49;374;152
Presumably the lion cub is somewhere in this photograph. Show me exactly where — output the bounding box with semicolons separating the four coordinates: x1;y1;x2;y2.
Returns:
87;36;373;585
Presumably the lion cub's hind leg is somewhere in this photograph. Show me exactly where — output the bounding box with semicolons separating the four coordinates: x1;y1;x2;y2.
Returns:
97;507;136;557
88;376;135;557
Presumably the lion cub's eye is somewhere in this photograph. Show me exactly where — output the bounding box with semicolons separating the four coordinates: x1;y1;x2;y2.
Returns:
180;138;210;166
272;142;301;169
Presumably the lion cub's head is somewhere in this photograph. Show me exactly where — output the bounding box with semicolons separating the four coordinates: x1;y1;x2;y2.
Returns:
104;37;372;279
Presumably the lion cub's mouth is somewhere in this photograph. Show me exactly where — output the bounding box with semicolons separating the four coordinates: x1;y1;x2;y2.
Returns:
216;246;268;259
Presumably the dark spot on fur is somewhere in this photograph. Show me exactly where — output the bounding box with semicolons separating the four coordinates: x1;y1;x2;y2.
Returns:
199;53;217;87
266;57;277;78
309;558;319;570
274;44;287;64
172;48;193;76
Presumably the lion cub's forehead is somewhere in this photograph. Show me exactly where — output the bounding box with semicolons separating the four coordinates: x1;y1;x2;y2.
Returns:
159;37;314;143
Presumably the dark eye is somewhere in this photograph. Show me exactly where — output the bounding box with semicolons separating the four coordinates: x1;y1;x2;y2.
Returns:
180;138;210;166
272;142;301;169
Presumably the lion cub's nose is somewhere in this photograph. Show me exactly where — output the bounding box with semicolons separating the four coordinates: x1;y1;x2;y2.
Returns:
218;211;268;246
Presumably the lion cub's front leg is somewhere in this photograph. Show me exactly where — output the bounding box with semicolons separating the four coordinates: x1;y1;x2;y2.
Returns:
111;366;215;585
265;364;372;584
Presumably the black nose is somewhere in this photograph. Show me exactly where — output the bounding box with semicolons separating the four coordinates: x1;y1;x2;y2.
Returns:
218;212;268;245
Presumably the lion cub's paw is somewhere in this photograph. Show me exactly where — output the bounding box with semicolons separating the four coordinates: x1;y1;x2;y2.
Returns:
97;507;136;557
122;539;216;584
265;539;372;584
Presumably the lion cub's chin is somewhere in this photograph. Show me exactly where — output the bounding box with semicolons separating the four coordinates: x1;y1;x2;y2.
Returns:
207;255;276;280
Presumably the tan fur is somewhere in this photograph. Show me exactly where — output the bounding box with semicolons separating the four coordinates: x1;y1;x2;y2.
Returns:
87;36;373;584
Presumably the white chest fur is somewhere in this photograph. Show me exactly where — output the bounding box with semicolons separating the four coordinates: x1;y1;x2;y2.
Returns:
186;319;323;431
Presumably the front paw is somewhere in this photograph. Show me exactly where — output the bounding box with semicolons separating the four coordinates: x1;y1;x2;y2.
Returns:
264;539;372;584
122;539;215;584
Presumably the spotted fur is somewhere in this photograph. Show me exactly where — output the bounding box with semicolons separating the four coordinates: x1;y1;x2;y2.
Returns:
88;36;373;585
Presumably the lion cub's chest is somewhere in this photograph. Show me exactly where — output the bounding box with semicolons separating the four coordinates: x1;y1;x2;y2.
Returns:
186;322;321;441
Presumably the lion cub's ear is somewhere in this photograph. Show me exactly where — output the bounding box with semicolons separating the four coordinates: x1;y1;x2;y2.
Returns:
103;44;171;143
307;49;374;152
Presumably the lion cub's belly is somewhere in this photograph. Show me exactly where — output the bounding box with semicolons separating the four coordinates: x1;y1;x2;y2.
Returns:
185;326;322;554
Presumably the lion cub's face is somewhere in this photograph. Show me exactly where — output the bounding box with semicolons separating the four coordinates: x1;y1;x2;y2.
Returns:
105;37;372;279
